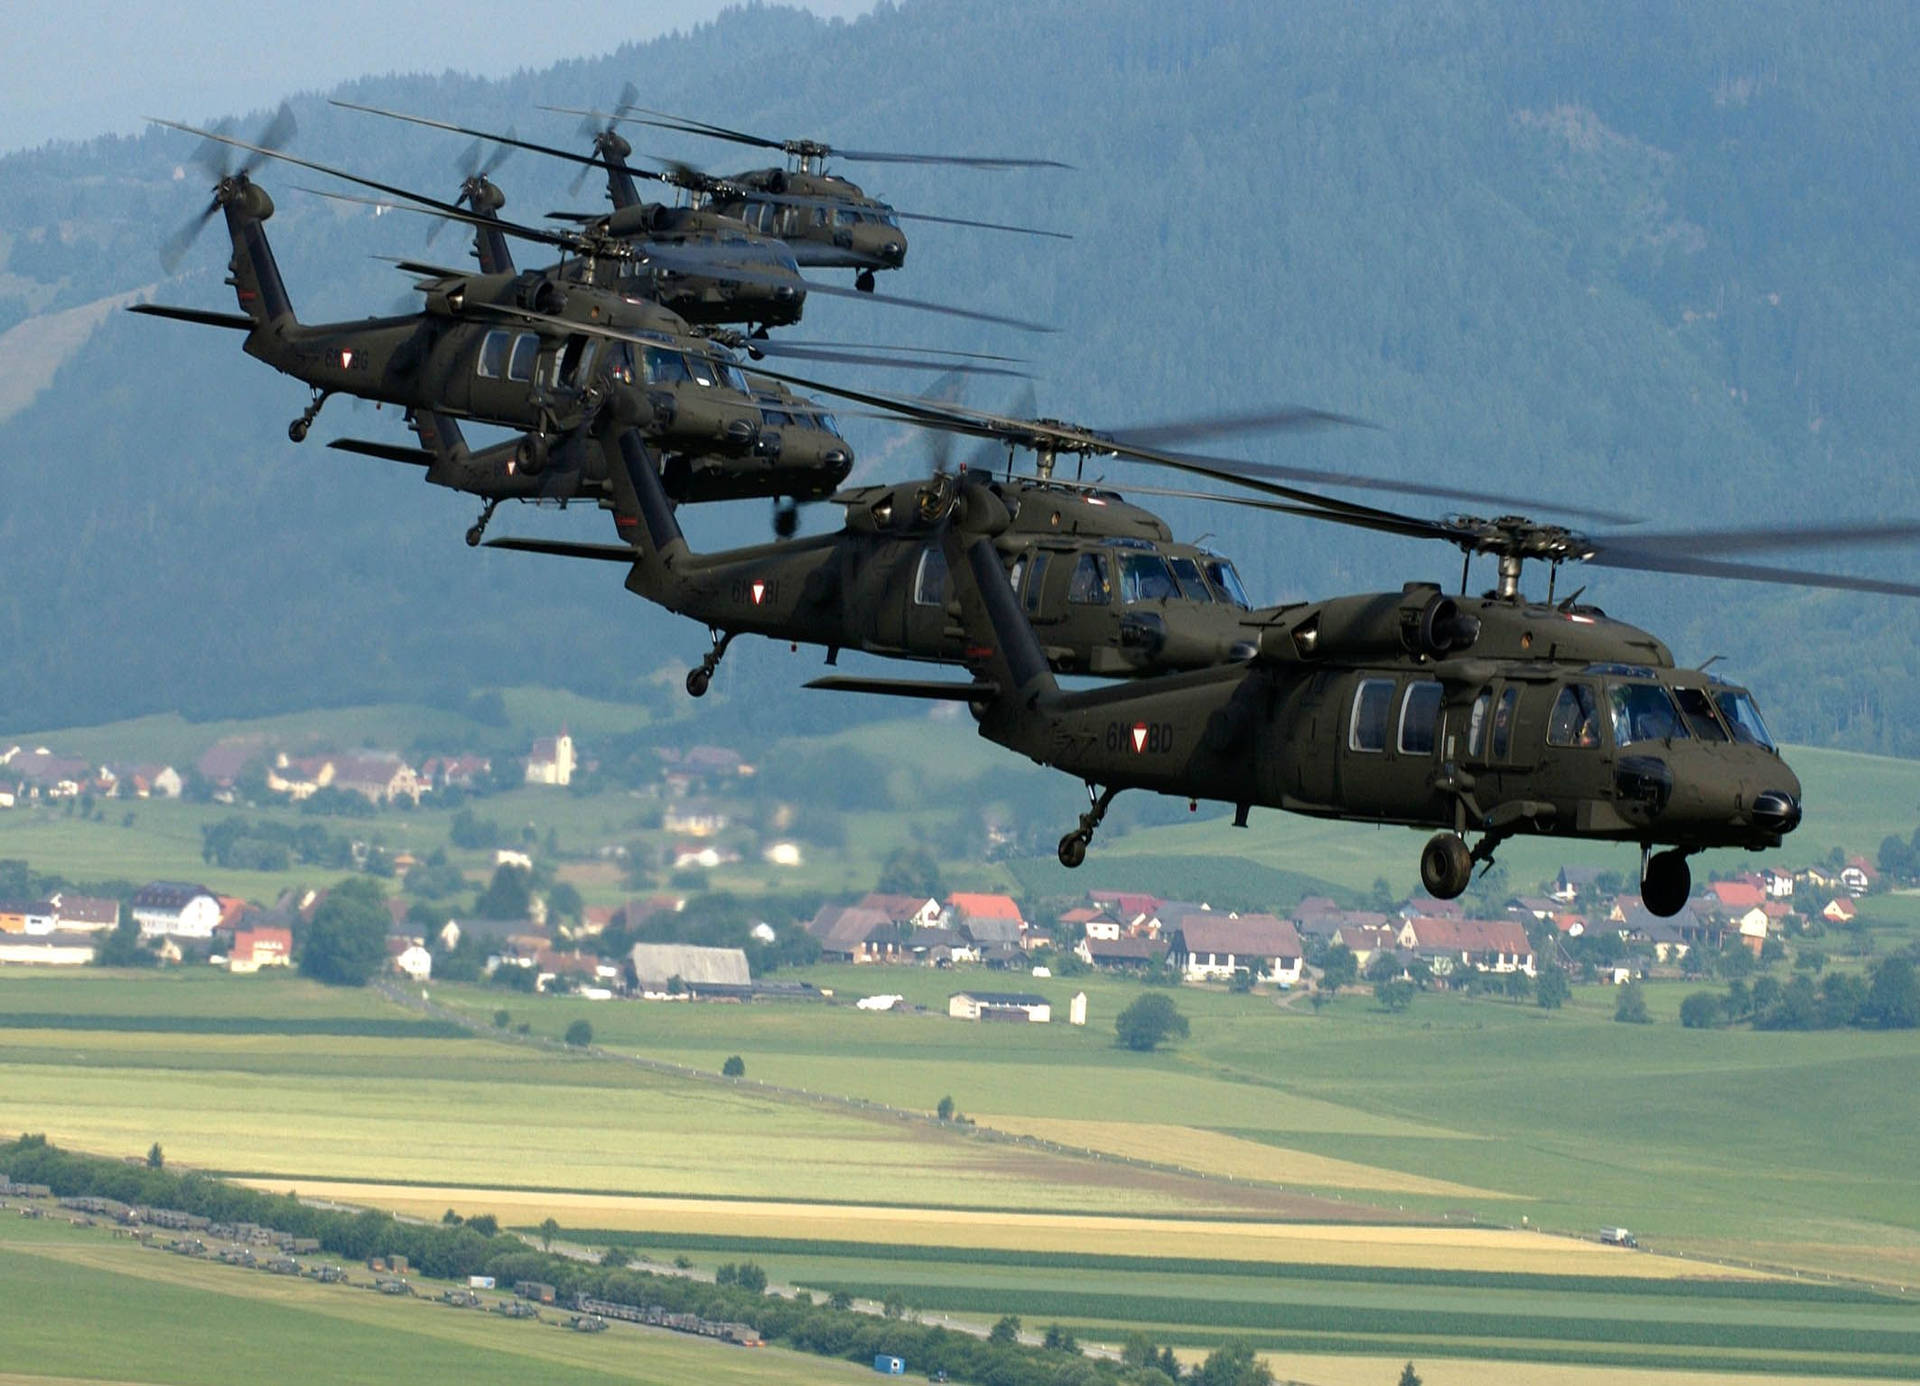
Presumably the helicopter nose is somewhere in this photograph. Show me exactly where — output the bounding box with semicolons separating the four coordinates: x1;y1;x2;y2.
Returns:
881;241;905;264
1751;789;1801;836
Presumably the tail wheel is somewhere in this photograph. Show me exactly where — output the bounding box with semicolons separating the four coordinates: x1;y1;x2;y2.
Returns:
1419;833;1473;900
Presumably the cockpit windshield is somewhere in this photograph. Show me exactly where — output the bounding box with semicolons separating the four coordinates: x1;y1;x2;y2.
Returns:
1204;559;1250;609
1167;556;1214;603
1117;553;1179;604
1672;686;1730;742
1715;689;1776;749
1608;683;1689;746
643;347;692;385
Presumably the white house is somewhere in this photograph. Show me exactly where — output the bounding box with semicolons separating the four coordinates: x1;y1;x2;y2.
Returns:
132;882;222;939
1171;914;1304;986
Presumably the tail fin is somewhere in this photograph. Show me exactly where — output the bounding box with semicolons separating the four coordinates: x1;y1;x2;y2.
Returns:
597;421;695;610
942;525;1060;710
221;181;295;328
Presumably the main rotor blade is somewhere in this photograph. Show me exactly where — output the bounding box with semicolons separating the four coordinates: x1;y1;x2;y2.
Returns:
886;208;1072;239
1583;548;1920;597
613;106;787;152
743;344;1024;378
833;147;1073;170
330;100;660;184
1593;519;1920;558
751;338;1026;364
290;183;580;256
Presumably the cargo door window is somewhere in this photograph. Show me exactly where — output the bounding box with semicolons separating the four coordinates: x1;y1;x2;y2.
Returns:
506;333;538;383
913;546;949;606
1023;553;1052;614
1490;687;1520;760
1348;678;1395;753
476;329;511;378
1399;681;1443;755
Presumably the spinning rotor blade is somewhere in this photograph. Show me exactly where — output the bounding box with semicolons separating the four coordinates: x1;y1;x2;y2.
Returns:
155;103;297;273
741;344;1024;378
290;184;580;257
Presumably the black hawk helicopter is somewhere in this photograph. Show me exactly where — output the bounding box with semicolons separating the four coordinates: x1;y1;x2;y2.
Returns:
477;341;1633;697
329;99;1062;327
135;112;1018;541
555;101;1073;292
808;473;1920;916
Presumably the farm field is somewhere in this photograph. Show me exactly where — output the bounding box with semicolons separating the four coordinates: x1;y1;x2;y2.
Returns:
0;1220;863;1386
3;969;1917;1379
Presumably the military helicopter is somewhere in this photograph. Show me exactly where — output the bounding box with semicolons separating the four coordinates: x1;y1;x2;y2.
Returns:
807;474;1920;915
136;113;1013;540
605;105;1073;291
330;99;1061;328
478;351;1633;696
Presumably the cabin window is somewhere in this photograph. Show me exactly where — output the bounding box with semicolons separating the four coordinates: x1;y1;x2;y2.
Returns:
1673;686;1730;741
1715;689;1775;749
1349;679;1395;753
1490;687;1520;760
506;334;538;383
1608;683;1690;747
1204;559;1250;609
1068;553;1111;605
1546;684;1601;748
1117;553;1178;604
913;546;949;607
1007;556;1027;599
1023;553;1051;614
1398;681;1443;755
1466;692;1491;758
1167;556;1214;603
476;329;511;379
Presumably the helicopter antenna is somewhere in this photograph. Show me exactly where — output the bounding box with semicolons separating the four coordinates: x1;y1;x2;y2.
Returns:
1698;654;1726;673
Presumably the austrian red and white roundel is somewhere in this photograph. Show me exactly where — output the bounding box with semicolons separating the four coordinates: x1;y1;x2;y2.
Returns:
750;581;768;605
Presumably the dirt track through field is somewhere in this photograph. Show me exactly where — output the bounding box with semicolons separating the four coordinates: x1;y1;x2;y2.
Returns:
244;1179;1763;1280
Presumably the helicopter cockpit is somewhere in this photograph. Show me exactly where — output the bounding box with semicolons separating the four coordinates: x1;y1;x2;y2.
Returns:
1551;667;1777;754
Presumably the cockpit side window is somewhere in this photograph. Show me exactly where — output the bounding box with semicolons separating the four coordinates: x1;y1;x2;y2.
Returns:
558;335;597;389
1023;552;1051;614
1673;686;1730;742
1490;687;1520;760
913;546;949;607
476;329;511;379
1609;683;1690;746
1118;553;1178;604
1466;691;1491;758
1068;553;1112;605
1204;560;1250;609
1715;689;1775;749
1547;684;1601;748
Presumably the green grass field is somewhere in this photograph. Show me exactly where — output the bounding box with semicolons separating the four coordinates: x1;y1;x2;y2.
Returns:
0;1223;862;1386
3;968;1917;1380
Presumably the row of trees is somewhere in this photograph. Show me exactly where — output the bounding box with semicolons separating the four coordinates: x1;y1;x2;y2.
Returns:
1681;955;1918;1030
0;1137;1276;1386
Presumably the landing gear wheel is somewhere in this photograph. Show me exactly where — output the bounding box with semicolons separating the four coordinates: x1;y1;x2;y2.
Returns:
685;668;711;699
288;418;309;443
773;501;799;538
1419;832;1474;900
289;388;329;443
1057;832;1088;869
855;270;876;294
464;524;484;548
465;498;498;549
1641;849;1692;918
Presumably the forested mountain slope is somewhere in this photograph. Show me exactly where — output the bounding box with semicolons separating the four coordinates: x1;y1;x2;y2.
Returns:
2;0;1916;748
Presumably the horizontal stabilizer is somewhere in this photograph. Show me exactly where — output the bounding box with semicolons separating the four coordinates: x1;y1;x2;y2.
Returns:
327;438;433;467
387;257;469;280
805;675;997;701
126;304;254;331
485;537;636;563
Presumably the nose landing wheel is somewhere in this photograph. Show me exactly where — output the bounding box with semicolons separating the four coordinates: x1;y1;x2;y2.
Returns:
1640;847;1692;918
855;270;876;293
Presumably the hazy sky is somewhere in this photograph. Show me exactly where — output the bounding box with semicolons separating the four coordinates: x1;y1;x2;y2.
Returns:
3;0;877;156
